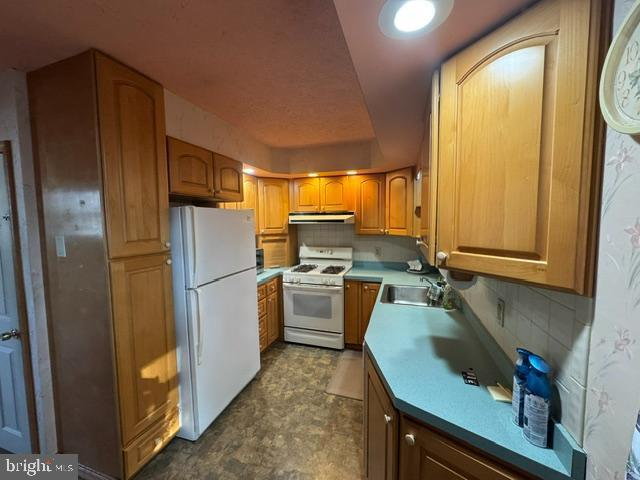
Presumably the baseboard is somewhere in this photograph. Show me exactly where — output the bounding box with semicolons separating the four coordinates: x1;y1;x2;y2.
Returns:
79;464;118;480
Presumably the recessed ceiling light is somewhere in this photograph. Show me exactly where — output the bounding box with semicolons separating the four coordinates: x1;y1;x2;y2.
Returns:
243;168;255;174
379;0;454;39
308;173;318;177
394;0;435;32
346;171;358;175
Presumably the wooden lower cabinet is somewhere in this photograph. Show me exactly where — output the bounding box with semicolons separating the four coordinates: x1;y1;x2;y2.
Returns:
364;353;398;480
364;351;537;480
258;277;282;352
345;281;381;348
110;254;178;444
123;409;179;479
399;416;533;480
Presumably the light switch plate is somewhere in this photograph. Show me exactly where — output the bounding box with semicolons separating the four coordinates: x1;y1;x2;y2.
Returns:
55;235;67;258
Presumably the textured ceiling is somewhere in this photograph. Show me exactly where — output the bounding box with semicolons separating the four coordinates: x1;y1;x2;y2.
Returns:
333;0;535;165
0;0;374;148
1;0;536;166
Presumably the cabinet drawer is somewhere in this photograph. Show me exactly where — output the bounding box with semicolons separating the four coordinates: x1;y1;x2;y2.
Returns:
257;284;267;301
123;409;179;479
267;279;278;296
258;298;266;317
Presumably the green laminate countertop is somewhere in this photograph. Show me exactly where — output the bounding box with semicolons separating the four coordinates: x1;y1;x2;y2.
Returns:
256;268;287;286
346;265;585;480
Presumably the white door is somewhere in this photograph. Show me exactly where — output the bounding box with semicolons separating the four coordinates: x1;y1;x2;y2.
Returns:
182;268;260;439
0;146;32;452
179;207;256;288
283;283;344;333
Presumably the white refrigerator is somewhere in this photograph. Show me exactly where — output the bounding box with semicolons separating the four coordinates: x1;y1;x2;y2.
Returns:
170;206;261;441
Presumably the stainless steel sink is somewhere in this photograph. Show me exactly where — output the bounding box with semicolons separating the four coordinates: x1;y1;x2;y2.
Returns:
380;284;443;308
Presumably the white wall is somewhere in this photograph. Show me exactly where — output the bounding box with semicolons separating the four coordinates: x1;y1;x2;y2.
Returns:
297;224;421;263
459;278;594;445
0;70;56;453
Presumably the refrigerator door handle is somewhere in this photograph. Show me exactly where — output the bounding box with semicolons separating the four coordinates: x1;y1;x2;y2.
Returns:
194;288;203;366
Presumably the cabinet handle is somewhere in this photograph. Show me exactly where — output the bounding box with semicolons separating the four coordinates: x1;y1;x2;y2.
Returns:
380;228;385;233
154;438;162;448
405;434;416;446
166;258;172;265
364;286;368;291
436;251;448;266
165;241;171;248
384;414;392;424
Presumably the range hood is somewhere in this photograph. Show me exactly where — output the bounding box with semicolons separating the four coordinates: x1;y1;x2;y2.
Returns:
288;211;355;224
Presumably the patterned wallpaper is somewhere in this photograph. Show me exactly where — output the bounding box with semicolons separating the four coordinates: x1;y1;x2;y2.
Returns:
583;1;640;477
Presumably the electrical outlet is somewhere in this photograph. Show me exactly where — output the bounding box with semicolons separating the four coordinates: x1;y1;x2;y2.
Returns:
375;247;382;257
496;298;505;327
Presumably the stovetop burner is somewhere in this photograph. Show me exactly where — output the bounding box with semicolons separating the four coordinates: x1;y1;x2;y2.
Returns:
321;265;346;275
292;264;318;273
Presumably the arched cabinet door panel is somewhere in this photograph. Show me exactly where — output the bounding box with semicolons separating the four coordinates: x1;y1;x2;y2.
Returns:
436;0;607;294
213;153;243;202
167;137;215;198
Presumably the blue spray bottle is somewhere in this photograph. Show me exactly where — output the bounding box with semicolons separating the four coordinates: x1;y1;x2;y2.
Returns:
523;355;552;448
512;348;532;426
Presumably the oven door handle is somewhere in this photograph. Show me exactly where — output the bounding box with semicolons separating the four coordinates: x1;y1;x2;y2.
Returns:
283;283;344;292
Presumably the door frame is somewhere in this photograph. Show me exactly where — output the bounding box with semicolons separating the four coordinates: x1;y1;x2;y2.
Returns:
0;140;39;452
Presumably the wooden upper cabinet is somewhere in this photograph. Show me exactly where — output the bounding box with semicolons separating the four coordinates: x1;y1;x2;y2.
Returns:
291;178;320;212
320;176;351;212
238;175;259;233
96;53;170;259
386;167;414;237
419;71;440;266
213;153;243;202
437;0;606;294
167;137;214;198
354;174;386;235
258;178;289;235
110;254;178;445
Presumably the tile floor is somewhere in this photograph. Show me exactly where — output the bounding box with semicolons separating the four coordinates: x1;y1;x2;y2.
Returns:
136;343;363;480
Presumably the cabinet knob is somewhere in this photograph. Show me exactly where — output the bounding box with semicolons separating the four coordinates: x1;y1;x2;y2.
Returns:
154;438;162;448
436;251;448;266
380;228;385;233
384;414;392;424
166;258;172;265
405;434;416;446
165;241;171;248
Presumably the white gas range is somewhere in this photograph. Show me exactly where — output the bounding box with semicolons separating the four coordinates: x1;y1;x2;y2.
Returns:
283;246;353;350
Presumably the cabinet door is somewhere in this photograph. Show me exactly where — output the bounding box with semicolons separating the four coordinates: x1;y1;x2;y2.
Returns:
238;175;259;233
266;292;279;345
386;168;414;237
258;178;289;235
167;137;215;198
364;353;398;480
419;71;440;266
257;235;294;268
320;176;351;212
344;280;360;346
213;153;243;202
110;254;178;445
437;0;605;294
360;283;380;341
292;178;320;212
96;53;170;259
354;175;386;235
399;416;529;480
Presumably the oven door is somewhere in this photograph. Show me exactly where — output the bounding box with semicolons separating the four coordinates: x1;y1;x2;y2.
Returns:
283;283;344;333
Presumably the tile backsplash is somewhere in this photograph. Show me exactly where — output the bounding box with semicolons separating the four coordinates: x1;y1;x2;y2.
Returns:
296;224;422;263
459;277;594;446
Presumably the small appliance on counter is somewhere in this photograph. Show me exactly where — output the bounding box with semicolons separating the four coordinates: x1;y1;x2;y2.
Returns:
256;248;264;274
